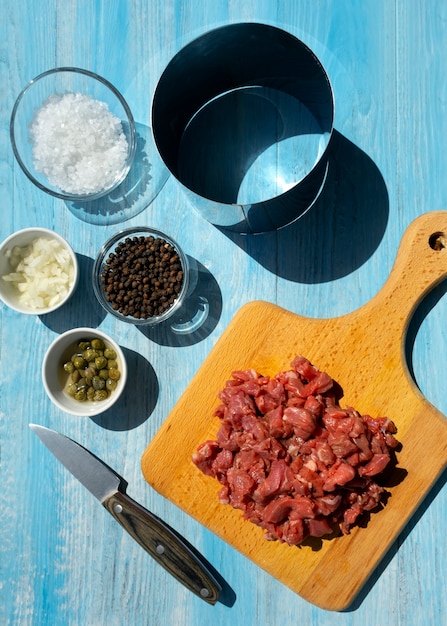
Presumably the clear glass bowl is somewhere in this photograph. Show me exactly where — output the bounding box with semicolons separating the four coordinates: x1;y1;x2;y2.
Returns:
10;67;136;201
92;227;190;326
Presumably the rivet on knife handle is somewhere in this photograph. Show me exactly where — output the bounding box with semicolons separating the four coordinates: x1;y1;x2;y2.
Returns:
105;491;221;604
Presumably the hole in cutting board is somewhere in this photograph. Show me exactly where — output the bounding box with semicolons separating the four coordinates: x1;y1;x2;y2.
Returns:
429;231;446;251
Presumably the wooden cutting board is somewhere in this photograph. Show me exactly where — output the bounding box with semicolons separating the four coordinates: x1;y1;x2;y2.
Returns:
141;211;447;611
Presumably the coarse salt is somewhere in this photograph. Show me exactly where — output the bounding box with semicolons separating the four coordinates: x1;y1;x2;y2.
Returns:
2;237;75;309
30;92;129;196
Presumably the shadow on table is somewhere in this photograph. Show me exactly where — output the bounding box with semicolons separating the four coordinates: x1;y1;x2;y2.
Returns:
90;346;159;431
64;122;169;226
39;254;106;333
219;130;389;283
138;258;222;347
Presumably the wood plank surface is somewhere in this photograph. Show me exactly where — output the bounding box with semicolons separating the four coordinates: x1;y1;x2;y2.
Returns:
2;1;447;625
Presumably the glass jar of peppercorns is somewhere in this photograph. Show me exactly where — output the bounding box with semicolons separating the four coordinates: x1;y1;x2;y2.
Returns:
92;227;190;326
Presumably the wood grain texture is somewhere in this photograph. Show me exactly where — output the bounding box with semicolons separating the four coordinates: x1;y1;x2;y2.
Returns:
142;212;447;610
2;1;447;625
104;491;221;604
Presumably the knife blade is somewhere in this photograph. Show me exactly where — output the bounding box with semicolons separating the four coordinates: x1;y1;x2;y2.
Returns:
29;424;221;605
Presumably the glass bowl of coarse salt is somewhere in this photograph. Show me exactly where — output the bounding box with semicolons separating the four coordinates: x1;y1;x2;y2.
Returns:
10;67;136;201
0;227;79;314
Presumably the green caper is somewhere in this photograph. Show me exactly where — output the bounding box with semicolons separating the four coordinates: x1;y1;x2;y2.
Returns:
83;366;95;381
92;375;105;390
87;386;95;401
91;338;105;350
108;368;121;381
106;378;117;392
72;355;86;369
74;389;87;401
107;359;118;369
104;347;116;360
66;383;78;396
83;348;97;362
78;341;90;350
71;370;81;383
99;368;109;380
95;356;107;370
93;389;108;401
63;361;75;374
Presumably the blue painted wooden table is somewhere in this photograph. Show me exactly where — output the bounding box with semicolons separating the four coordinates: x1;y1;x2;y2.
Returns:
1;1;447;624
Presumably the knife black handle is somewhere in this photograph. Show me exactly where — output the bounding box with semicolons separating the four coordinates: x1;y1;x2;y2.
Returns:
104;491;221;604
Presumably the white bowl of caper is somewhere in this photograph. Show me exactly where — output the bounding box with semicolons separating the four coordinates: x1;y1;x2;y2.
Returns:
42;327;127;416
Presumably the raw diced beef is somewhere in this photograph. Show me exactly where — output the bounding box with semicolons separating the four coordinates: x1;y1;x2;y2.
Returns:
192;356;400;546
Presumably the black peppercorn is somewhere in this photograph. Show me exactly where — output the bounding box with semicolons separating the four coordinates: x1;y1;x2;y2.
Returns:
101;235;184;320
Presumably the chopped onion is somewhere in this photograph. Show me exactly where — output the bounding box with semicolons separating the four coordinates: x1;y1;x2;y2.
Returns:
2;237;75;309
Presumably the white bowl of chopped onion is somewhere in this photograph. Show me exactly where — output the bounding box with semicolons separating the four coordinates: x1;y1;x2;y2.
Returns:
10;67;136;201
0;227;79;314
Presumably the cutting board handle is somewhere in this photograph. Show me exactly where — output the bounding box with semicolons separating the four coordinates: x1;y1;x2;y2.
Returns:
368;211;447;324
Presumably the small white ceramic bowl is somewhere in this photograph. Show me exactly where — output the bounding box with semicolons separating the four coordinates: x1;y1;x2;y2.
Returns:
42;327;127;417
0;227;79;314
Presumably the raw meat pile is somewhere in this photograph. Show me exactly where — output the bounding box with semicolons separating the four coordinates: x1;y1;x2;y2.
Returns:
192;356;400;546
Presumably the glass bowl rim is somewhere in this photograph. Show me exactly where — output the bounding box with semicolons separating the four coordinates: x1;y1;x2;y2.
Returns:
10;66;137;201
92;226;190;326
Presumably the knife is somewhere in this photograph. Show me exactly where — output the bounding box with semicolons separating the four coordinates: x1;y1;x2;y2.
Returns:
29;424;221;605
